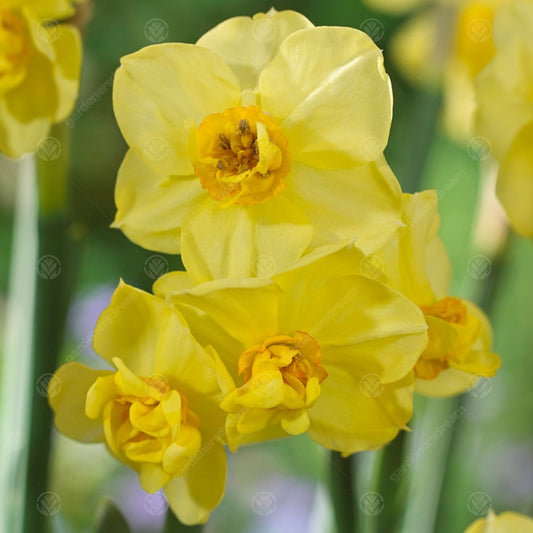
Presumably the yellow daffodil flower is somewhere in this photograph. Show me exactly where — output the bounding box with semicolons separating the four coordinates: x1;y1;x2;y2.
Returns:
153;244;428;455
464;510;533;532
48;281;233;525
372;190;500;396
366;0;505;140
112;9;403;282
476;0;533;237
0;0;81;158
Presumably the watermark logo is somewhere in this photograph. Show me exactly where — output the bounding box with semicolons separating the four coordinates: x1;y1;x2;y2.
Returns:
144;18;169;43
467;375;492;398
252;492;277;516
467;19;492;43
36;137;62;161
360;136;384;162
37;255;62;280
144;137;170;161
36;491;61;516
253;255;277;278
360;374;384;398
360;255;384;280
360;18;384;42
144;255;169;280
36;373;62;398
36;19;61;43
252;18;276;42
144;492;168;516
466;255;492;280
467;137;492;161
359;491;384;516
467;492;492;516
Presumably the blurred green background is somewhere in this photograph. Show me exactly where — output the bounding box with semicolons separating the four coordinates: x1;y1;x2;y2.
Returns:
0;0;531;532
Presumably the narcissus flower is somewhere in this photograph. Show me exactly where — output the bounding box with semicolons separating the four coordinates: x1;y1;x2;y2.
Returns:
112;9;402;282
372;190;500;396
476;0;533;237
464;510;533;532
154;244;428;454
0;0;81;158
49;281;232;524
366;0;505;139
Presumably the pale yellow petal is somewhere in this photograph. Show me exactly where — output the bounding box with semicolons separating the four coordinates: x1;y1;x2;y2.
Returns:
113;150;204;253
308;369;414;454
285;157;402;254
92;281;165;376
260;26;392;168
49;362;112;443
496;121;533;237
197;10;313;90
153;271;194;299
113;43;241;176
164;443;226;525
464;510;533;533
180;194;312;283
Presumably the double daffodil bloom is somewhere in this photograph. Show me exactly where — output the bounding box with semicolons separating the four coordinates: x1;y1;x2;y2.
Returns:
464;510;533;532
476;0;533;236
112;9;402;282
49;281;233;524
154;244;428;455
372;190;500;396
0;0;81;157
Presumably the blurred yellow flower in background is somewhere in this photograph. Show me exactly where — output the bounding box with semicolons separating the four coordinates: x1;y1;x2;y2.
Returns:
367;0;505;140
49;281;232;525
154;244;428;455
0;0;81;158
112;9;403;281
476;0;533;237
372;190;500;396
464;510;533;532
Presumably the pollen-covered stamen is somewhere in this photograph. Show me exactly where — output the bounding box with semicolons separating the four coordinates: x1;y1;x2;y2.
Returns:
415;297;481;380
191;105;290;206
221;332;327;440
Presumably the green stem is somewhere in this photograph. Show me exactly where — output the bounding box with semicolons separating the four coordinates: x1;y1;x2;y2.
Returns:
22;123;77;533
163;511;203;533
0;156;38;533
375;432;408;533
329;451;356;533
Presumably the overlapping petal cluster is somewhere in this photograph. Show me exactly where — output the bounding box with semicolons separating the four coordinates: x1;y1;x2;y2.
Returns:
0;0;81;157
48;8;501;524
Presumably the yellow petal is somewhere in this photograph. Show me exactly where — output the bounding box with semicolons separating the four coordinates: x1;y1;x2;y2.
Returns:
113;43;241;176
49;362;112;443
451;349;501;377
423;315;457;360
180;194;312;283
278;274;428;383
308;369;414;454
464;510;533;533
197;9;313;90
164;442;226;525
93;281;165;375
260;27;392;167
415;366;476;397
139;463;170;494
153;271;194;299
167;278;281;350
285;157;402;254
496;121;533;236
281;409;310;435
375;190;451;305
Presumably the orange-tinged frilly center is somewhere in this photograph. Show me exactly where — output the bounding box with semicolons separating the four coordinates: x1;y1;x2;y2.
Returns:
191;106;291;207
415;297;481;380
0;5;29;95
221;332;327;443
85;358;201;491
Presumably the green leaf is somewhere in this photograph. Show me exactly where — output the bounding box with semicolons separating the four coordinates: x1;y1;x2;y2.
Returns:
94;499;131;533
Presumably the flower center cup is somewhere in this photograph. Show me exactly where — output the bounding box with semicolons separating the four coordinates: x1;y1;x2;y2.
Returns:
221;332;327;440
86;362;202;486
415;297;481;380
191;105;291;207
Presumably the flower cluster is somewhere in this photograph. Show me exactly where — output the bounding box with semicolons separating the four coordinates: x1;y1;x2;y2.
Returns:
48;9;499;524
